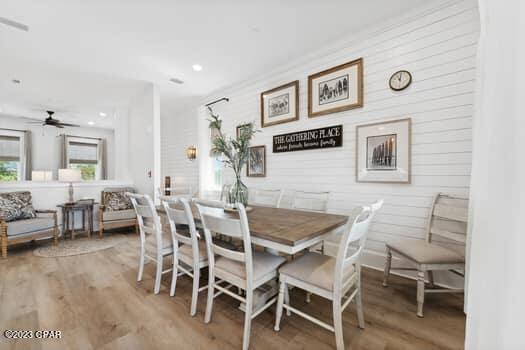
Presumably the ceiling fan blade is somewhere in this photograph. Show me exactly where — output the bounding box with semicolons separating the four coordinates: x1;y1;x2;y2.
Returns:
0;17;29;32
55;125;65;128
57;123;80;127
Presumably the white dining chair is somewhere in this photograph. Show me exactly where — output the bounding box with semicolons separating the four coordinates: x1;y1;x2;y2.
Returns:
382;193;468;317
128;193;174;294
274;200;383;350
161;196;208;316
195;200;286;350
292;190;330;212
249;188;283;207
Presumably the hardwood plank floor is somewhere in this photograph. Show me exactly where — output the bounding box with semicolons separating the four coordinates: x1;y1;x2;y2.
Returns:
0;234;465;350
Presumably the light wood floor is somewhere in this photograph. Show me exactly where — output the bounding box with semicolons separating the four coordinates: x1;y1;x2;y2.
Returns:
0;233;465;350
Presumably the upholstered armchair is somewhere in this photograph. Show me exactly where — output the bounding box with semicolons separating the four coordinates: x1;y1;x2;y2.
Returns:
99;187;138;238
0;191;58;258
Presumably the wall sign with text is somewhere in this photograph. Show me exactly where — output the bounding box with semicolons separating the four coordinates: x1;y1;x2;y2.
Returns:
273;125;343;153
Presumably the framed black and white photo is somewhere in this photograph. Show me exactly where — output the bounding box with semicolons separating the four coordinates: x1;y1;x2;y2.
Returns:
356;118;411;183
247;145;266;177
260;81;299;128
308;58;363;117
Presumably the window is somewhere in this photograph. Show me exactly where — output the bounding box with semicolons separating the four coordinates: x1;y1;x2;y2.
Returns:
212;157;223;189
67;139;99;180
0;134;23;182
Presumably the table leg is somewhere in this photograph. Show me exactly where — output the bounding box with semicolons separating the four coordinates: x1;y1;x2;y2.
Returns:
82;210;86;232
62;209;66;238
71;210;75;240
87;207;92;238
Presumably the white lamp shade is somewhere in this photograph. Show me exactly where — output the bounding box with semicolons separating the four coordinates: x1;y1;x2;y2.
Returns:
58;168;82;182
32;170;53;181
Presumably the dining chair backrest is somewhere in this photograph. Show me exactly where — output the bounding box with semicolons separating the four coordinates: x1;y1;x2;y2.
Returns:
334;199;383;292
127;192;163;248
194;200;254;282
160;196;199;259
220;184;232;202
249;189;283;207
292;190;330;212
426;193;469;244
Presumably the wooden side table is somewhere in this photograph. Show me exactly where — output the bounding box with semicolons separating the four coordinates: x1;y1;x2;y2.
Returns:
57;201;97;239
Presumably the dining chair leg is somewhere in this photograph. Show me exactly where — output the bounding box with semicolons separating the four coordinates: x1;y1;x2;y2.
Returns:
416;269;425;318
190;266;200;316
137;246;145;282
355;278;365;329
333;298;344;350
284;284;291;316
242;289;254;350
383;247;392;287
170;260;178;297
204;271;215;323
154;254;163;294
274;281;285;331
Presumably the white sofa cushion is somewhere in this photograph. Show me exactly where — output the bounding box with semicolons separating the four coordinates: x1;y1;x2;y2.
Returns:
7;217;55;236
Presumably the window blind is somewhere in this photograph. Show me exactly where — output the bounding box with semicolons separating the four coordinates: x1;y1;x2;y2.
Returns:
0;135;21;161
68;141;98;164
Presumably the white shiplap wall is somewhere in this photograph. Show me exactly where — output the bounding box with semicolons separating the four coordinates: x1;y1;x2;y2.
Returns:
161;107;199;192
162;0;479;286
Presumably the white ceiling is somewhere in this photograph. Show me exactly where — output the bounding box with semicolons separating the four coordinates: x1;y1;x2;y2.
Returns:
0;0;427;128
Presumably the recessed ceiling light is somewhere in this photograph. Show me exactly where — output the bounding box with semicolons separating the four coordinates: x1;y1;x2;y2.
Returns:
192;64;203;72
99;112;107;117
169;78;184;84
12;79;20;84
88;121;95;126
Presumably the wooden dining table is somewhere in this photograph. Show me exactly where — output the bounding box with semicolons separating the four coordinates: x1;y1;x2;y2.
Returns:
158;204;349;255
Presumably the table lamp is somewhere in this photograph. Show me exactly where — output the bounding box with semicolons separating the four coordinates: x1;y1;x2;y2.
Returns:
58;168;82;203
32;170;53;181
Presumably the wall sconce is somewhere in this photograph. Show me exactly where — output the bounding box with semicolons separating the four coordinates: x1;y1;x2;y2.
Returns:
186;145;197;161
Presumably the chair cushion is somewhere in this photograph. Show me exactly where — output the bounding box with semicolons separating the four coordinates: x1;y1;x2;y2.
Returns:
7;217;55;236
0;191;37;222
178;240;208;265
387;239;465;264
279;252;354;291
215;251;286;282
145;229;173;253
103;191;132;211
102;209;136;222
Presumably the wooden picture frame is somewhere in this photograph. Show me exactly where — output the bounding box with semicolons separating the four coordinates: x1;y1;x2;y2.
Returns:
236;124;251;139
308;58;363;117
260;81;299;128
355;118;411;183
247;145;266;177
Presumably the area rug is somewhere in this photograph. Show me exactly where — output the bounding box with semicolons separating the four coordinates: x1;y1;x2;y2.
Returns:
33;234;129;258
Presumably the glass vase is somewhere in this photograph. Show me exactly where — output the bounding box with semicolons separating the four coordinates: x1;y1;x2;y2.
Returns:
228;175;249;208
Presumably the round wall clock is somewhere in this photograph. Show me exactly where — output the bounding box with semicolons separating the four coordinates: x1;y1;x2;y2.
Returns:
389;70;412;91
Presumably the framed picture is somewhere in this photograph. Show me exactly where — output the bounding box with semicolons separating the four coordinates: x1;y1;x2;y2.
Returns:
236;123;251;139
247;145;266;177
308;58;363;117
260;81;299;128
356;118;411;183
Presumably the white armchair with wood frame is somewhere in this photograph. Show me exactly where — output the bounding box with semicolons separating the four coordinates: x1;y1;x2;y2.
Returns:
382;193;468;317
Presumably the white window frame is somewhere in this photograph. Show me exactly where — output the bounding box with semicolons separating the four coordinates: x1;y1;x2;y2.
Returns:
0;130;25;182
66;136;101;181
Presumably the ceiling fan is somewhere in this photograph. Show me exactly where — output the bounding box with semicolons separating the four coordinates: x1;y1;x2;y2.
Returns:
28;111;80;128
